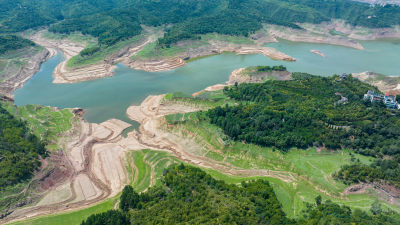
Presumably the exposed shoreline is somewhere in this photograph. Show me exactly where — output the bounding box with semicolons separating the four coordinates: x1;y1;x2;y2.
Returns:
2;21;399;92
30;31;115;84
4;68;400;224
0;48;50;98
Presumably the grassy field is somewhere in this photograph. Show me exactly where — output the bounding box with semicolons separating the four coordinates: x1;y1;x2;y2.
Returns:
3;103;75;151
10;197;117;225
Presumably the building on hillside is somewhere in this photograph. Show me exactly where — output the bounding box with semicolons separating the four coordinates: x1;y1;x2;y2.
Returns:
364;90;399;109
384;93;399;109
364;90;384;102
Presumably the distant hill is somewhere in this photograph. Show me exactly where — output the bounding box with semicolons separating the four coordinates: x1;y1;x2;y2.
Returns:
1;0;400;48
351;0;400;6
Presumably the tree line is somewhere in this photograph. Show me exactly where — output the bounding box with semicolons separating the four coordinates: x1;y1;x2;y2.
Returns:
207;72;399;151
2;0;400;49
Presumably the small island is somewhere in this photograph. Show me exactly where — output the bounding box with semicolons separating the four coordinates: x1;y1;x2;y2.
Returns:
311;49;326;57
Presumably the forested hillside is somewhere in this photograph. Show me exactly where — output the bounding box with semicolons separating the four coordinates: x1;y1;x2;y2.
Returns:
1;0;400;48
206;72;400;190
0;35;35;55
81;164;400;225
208;73;396;151
0;102;46;188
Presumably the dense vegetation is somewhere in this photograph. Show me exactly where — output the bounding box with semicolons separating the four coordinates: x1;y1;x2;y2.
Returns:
83;164;290;225
0;35;35;55
254;65;287;72
0;102;46;188
81;164;400;225
208;73;399;151
207;71;400;190
301;197;400;224
335;158;400;188
1;0;400;48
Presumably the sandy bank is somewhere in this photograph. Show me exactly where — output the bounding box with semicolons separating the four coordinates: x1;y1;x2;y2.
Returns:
353;71;400;95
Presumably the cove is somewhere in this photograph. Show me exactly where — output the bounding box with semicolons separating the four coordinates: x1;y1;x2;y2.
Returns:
13;39;400;124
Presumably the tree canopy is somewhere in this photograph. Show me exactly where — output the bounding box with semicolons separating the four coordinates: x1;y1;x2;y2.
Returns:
0;102;46;188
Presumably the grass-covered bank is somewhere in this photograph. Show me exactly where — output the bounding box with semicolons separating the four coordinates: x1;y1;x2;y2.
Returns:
10;197;117;225
2;102;75;151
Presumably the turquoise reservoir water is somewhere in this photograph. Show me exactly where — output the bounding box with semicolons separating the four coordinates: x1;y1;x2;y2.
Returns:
13;40;400;123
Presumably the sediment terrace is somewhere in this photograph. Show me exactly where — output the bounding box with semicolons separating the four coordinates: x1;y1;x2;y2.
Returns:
127;57;186;72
